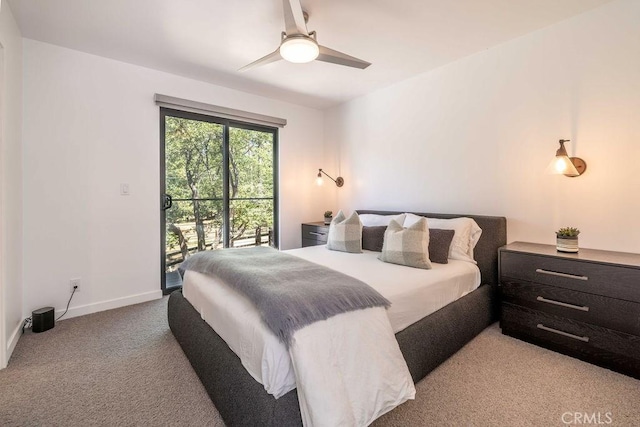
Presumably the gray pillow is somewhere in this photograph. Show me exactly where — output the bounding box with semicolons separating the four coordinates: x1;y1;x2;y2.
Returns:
326;211;362;253
363;225;454;264
429;229;455;264
378;218;431;269
362;226;386;251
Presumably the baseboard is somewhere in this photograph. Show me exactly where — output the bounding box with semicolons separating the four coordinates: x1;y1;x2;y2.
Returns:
5;320;23;367
55;290;163;321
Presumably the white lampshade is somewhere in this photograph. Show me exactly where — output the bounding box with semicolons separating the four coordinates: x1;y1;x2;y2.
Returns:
546;140;580;177
546;155;580;176
280;37;319;63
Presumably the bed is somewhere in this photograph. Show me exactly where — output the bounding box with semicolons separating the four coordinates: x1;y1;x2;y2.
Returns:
168;210;507;426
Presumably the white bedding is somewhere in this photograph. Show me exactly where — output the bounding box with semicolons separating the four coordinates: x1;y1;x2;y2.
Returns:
290;306;415;426
182;245;481;399
288;246;481;333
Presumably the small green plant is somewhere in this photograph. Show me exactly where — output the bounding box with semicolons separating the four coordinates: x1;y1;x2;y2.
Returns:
324;211;333;218
556;227;580;237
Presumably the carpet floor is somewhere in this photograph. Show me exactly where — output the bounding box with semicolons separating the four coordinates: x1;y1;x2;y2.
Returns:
1;297;638;426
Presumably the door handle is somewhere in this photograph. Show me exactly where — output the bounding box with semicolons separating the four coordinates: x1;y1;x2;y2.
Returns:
162;194;173;211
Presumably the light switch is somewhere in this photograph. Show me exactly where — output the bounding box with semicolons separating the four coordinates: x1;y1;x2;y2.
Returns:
120;183;130;196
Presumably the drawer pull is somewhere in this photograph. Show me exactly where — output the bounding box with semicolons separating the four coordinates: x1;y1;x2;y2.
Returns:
535;268;588;281
537;323;589;342
308;231;326;237
536;296;589;312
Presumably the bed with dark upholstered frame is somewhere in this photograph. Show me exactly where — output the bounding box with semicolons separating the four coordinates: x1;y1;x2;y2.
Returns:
168;210;507;426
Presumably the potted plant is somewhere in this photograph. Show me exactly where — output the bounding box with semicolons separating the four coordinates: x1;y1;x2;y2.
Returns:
324;211;333;225
556;227;580;253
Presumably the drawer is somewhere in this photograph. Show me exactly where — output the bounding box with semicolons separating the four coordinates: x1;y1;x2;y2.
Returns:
302;224;328;243
501;279;640;336
501;303;640;378
500;251;640;303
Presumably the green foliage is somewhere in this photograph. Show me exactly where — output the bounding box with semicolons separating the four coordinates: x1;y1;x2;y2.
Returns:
556;227;580;237
165;116;274;257
228;127;274;243
324;211;333;217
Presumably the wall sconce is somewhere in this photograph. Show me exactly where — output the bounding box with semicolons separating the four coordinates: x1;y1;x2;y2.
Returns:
316;168;344;187
546;139;587;177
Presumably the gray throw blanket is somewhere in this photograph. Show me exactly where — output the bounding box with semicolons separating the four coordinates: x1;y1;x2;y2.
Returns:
179;247;390;348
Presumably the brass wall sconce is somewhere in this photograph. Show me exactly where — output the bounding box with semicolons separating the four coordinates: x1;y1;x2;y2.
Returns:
316;168;344;187
547;139;587;177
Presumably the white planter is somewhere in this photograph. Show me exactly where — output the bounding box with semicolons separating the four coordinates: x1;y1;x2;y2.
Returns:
556;236;579;253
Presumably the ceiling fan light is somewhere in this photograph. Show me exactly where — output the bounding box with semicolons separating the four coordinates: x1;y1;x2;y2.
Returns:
280;37;319;63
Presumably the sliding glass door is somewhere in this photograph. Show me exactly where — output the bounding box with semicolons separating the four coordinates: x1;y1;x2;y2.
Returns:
160;108;278;293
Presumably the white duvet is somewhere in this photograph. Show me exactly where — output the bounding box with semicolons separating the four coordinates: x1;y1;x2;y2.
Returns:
291;307;415;426
182;246;480;425
288;246;481;333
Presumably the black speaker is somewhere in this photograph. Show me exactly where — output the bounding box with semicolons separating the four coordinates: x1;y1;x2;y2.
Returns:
32;307;55;333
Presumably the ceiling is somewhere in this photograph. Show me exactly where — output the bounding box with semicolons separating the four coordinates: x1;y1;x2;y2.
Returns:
8;0;613;109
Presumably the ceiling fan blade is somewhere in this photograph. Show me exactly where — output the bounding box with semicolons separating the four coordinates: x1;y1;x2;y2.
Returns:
238;49;283;72
317;45;371;69
282;0;308;35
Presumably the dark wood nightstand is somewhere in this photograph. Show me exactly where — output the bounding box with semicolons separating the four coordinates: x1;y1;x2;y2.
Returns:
301;222;329;247
499;242;640;379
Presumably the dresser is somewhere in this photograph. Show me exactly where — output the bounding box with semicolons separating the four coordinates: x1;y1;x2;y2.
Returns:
301;222;329;247
499;242;640;379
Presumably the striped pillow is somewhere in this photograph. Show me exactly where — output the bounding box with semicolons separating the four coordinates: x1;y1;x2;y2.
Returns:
378;218;432;269
326;211;363;253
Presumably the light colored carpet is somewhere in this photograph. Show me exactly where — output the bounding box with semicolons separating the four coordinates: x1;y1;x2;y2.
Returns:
1;297;638;426
0;298;224;426
374;325;640;426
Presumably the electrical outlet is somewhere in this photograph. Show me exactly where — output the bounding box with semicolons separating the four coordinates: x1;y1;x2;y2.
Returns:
70;278;81;293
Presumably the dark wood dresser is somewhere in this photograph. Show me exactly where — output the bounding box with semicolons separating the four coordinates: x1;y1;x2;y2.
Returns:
301;222;329;247
499;241;640;379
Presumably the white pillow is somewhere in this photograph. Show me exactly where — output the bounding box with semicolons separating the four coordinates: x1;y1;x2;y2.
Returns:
326;211;363;253
403;213;482;264
359;213;407;227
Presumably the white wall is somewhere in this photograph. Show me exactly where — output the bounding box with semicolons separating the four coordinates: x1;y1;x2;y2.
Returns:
325;0;640;253
22;39;327;319
0;0;23;368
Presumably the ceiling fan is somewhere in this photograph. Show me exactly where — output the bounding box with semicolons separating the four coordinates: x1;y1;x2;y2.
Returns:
239;0;371;72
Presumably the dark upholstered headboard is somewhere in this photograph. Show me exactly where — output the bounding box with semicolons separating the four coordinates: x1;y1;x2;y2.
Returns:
356;210;507;287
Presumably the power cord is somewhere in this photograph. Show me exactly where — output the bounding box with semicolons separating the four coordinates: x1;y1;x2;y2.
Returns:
21;286;77;333
56;285;77;321
22;317;32;334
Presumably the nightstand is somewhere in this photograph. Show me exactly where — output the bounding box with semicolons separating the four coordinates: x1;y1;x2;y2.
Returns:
499;242;640;379
301;222;329;247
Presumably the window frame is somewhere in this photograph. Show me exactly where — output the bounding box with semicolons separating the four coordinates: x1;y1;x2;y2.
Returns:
160;107;279;294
